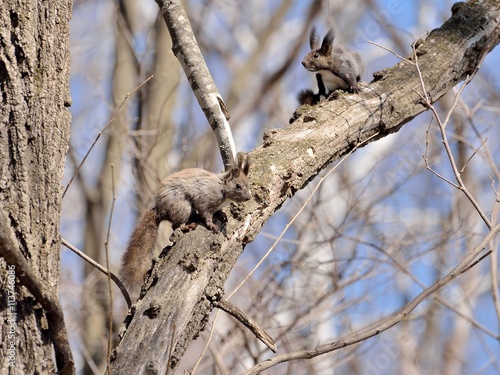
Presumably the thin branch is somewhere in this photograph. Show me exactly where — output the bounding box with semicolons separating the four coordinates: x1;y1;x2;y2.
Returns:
418;137;461;189
442;76;470;129
62;75;153;199
61;238;131;308
414;29;499;229
489;181;500;325
340;235;499;340
190;310;222;375
367;40;414;65
241;225;500;375
460;250;493;274
460;137;488;174
491;240;500;326
412;35;430;103
105;164;116;374
415;80;492;229
215;299;277;353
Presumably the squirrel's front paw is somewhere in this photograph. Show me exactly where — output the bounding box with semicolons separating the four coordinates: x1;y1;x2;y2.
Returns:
206;222;220;233
179;223;198;232
350;85;360;94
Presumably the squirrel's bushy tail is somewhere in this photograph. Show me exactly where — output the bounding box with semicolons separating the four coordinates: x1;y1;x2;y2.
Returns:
120;208;158;294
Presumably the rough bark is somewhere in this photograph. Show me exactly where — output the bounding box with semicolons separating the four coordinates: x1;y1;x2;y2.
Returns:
110;1;500;374
0;0;73;374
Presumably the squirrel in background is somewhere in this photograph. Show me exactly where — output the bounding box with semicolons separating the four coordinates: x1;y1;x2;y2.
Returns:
298;26;364;105
120;153;251;294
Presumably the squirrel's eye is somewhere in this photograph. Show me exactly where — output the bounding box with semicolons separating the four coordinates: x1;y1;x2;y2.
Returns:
236;183;242;189
313;53;319;58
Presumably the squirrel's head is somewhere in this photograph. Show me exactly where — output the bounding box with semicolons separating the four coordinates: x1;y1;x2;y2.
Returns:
223;152;251;202
302;27;334;71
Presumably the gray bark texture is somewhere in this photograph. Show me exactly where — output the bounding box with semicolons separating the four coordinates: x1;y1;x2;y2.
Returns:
0;0;74;374
111;1;500;374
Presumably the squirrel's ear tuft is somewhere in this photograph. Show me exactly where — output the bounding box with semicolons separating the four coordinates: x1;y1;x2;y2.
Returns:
236;152;250;175
309;26;320;50
321;29;335;54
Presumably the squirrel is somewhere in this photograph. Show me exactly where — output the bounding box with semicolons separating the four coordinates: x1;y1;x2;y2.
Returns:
120;153;251;293
299;26;363;104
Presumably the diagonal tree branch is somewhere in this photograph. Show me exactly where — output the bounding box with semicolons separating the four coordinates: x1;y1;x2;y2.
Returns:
110;1;500;374
215;299;277;353
155;0;237;167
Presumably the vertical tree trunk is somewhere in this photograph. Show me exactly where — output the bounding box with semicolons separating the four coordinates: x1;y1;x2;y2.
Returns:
0;0;73;373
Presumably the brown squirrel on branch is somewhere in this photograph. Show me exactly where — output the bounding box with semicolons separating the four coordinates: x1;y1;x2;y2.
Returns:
120;153;251;292
298;26;364;105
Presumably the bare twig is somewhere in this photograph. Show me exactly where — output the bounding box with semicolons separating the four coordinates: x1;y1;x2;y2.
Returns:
491;239;500;325
62;75;153;199
61;238;131;308
190;310;222;375
414;79;492;229
367;40;414;65
462;108;500;324
347;236;499;340
241;225;500;375
414;30;499;230
418;138;461;189
104;164;116;374
215;299;277;353
412;34;430;103
460;137;488;174
490;182;500;324
459;250;493;274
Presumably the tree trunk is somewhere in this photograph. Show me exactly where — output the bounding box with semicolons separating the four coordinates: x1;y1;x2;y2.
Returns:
111;1;500;374
0;1;74;374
